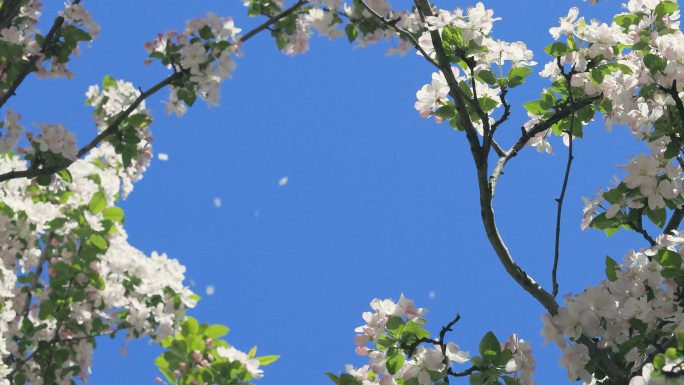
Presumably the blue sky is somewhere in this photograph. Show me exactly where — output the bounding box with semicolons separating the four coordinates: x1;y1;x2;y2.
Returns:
6;0;659;383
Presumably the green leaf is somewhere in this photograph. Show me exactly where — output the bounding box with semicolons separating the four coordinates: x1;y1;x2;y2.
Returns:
590;68;605;86
182;316;199;337
605;256;619;282
435;104;457;119
339;373;362;385
506;67;532;88
544;42;572;57
613;14;640;28
90;234;108;250
469;372;488;385
655;1;678;17
102;75;117;90
248;4;261;16
501;377;521;385
658;249;682;269
158;366;177;384
204;324;229;339
377;336;396;350
604;62;633;74
102;207;124;223
645;206;666;228
89;191;107;214
199;25;214;39
477;70;497;85
58;169;72;183
479;331;501;356
256;355;279;365
248;345;257;358
386;316;406;334
629;318;647;335
479;97;499;112
386;347;405;375
46;217;69;232
345;24;358;43
276;34;288;50
523;100;547;115
653;354;665;370
36;174;52;186
325;373;341;385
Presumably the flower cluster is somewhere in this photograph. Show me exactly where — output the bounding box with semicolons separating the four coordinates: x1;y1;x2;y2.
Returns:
336;295;535;385
144;13;243;116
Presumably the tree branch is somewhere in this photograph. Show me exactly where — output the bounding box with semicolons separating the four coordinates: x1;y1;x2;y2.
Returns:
357;0;440;69
0;72;182;183
664;208;684;236
488;95;601;197
239;0;309;42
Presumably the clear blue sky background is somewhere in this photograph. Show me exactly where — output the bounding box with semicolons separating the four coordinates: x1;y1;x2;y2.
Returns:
6;0;659;383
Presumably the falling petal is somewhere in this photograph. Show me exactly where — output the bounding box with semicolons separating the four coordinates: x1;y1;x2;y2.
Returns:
214;198;222;207
279;176;288;186
206;285;215;295
158;153;169;160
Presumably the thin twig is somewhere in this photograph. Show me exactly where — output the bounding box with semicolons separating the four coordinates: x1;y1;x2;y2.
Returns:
630;215;657;247
552;109;575;298
488;95;601;197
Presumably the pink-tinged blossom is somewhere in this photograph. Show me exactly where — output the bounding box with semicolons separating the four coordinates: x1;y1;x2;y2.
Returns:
558;343;592;383
640;178;677;210
605;192;644;219
619;154;662;190
549;8;581;39
0;109;25;155
502;334;536;385
540;314;566;348
445;342;469;364
216;346;264;379
452;3;500;46
30;123;78;160
403;347;446;385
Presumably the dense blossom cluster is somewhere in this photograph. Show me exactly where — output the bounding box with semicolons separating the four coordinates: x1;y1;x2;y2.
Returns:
340;295;536;385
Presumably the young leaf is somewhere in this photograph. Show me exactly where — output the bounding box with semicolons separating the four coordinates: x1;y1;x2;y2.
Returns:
204;324;230;339
89;191;107;214
103;207;125;223
479;331;501;356
256;355;280;365
544;42;572;56
605;256;619;282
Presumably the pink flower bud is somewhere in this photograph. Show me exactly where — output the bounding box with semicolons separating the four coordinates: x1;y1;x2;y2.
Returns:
355;334;370;347
121;346;128;356
180;363;187;370
208;354;214;362
155;377;163;383
205;338;213;346
356;347;370;356
173;370;179;376
192;350;202;362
